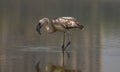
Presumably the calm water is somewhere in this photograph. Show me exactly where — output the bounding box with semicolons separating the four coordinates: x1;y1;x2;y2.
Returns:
0;0;120;72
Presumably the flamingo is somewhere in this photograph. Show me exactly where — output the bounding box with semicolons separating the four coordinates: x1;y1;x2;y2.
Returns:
36;17;84;66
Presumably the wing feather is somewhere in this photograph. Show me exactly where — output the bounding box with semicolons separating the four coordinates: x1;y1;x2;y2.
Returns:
52;17;79;28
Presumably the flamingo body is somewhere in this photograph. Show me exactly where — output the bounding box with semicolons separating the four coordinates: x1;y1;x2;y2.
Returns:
36;17;84;34
52;17;83;30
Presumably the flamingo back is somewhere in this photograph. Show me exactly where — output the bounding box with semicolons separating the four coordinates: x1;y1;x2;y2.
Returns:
52;17;83;30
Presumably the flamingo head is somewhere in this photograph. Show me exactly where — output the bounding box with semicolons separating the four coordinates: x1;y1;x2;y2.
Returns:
36;18;49;35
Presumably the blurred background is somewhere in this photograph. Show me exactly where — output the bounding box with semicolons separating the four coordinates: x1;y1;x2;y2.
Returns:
0;0;120;72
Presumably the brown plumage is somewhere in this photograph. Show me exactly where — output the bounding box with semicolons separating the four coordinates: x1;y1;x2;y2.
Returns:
52;17;83;31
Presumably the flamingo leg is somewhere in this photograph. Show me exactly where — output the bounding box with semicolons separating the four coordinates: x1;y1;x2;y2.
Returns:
62;32;65;67
65;51;70;59
64;31;71;51
63;31;71;59
61;31;71;66
64;41;71;59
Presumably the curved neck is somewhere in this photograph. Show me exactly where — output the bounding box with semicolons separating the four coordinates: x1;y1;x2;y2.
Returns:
44;18;55;33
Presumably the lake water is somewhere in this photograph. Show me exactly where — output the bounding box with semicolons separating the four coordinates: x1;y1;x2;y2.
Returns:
0;0;120;72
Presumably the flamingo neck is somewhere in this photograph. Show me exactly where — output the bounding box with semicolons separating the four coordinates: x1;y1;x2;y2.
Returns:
45;18;55;33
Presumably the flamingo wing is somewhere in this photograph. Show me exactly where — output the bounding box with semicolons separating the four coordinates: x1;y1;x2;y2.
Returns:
54;17;80;28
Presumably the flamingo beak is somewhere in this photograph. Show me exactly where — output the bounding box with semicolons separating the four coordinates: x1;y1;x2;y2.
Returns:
36;23;42;35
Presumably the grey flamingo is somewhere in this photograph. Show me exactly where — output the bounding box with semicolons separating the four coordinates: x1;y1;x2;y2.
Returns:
36;17;84;67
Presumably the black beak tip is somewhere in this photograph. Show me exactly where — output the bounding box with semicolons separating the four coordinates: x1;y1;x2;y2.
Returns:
37;31;41;35
36;23;41;35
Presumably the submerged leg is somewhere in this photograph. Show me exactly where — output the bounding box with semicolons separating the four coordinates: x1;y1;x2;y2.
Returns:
63;31;71;59
61;31;71;66
65;51;70;59
64;31;71;51
62;32;65;67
